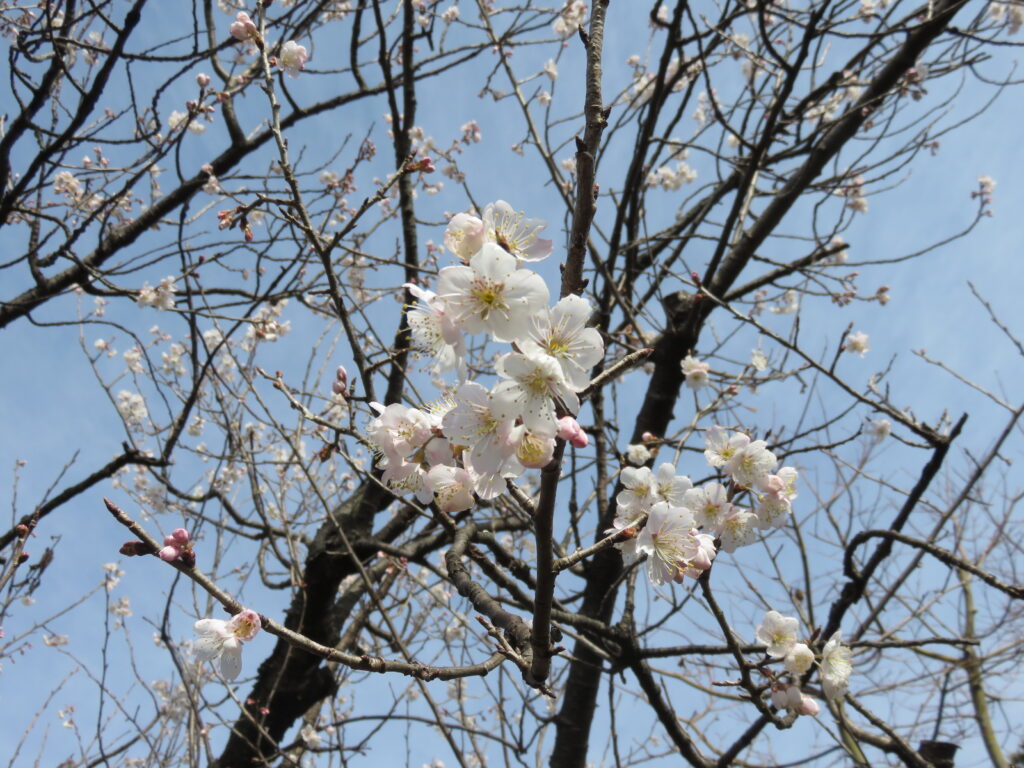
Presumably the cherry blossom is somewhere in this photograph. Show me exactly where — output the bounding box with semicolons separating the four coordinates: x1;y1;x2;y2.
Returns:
683;482;731;534
624;443;652;466
405;283;467;378
717;507;757;552
441;381;516;473
680;355;710;389
784;643;815;675
443;212;486;261
635;502;696;586
867;418;891;442
490;352;578;437
771;684;819;716
820;631;853;700
279;41;308;77
844;330;870;357
652;463;692;506
755;610;799;658
194;609;261;681
616;466;658;514
366;402;432;463
481;200;553;263
723;436;777;488
520;294;604;390
435;243;549;342
424;464;475;513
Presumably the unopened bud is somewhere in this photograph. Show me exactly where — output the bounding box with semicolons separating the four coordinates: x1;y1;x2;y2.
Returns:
119;540;154;557
14;524;30;537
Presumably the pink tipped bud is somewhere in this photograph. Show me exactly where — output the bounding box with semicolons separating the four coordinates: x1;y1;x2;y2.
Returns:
797;696;820;716
331;380;346;396
158;545;181;562
556;416;581;441
170;528;190;545
336;365;348;384
641;431;657;444
196;73;211;87
14;524;30;537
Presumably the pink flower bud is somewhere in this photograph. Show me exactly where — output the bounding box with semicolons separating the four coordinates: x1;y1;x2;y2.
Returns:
170;528;190;545
229;11;258;42
196;73;211;87
336;365;348;383
797;695;820;716
331;380;346;395
158;545;180;562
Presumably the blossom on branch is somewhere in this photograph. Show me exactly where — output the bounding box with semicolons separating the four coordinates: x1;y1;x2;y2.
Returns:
279;41;308;77
756;610;799;658
194;609;261;681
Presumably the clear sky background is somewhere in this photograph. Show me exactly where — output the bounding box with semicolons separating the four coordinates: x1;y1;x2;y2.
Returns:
2;2;1023;766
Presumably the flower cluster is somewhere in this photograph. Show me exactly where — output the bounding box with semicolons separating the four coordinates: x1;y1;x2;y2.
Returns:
612;426;799;584
158;528;195;567
609;463;716;585
755;610;853;715
366;201;604;513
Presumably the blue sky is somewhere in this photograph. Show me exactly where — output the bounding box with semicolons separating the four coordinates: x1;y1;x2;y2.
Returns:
2;2;1023;766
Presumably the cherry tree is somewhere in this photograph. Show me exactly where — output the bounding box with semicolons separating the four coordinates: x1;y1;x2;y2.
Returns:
1;1;1023;767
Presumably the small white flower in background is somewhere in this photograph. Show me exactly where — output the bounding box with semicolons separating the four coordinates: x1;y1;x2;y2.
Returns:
756;610;799;658
543;59;558;81
552;0;587;38
123;347;144;374
137;277;177;310
750;348;768;371
977;174;997;195
867;418;891;442
194;609;261;681
116;390;149;426
441;5;459;23
844;330;870;357
820;631;853;701
53;170;82;198
44;634;70;647
769;289;799;314
784;642;815;675
279;41;308;77
680;355;710;389
300;723;322;747
624;443;652;466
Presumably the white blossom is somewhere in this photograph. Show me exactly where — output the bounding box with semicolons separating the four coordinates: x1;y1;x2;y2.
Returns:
820;631;853;700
